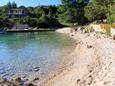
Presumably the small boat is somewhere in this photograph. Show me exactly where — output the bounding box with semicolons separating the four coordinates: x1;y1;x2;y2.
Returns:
0;28;6;34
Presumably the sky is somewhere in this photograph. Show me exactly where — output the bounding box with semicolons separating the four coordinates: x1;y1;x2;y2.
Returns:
0;0;61;7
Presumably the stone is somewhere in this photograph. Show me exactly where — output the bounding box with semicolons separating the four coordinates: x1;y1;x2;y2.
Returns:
87;45;93;48
15;77;21;83
24;83;35;86
113;35;115;40
77;79;80;83
33;77;39;81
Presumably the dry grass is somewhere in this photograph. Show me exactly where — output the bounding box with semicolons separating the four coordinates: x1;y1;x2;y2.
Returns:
100;24;115;29
100;24;111;31
111;24;115;28
100;24;115;36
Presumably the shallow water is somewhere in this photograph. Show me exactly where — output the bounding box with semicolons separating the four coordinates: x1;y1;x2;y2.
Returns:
0;32;75;80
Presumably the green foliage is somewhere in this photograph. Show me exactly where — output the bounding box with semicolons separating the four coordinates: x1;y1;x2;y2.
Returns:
7;2;12;8
38;15;62;28
60;0;90;25
19;6;26;9
84;3;107;22
2;0;115;28
61;0;73;5
0;17;14;28
6;1;17;8
12;1;17;8
61;0;89;5
93;0;114;7
58;5;78;23
108;5;115;23
14;17;38;27
91;0;115;23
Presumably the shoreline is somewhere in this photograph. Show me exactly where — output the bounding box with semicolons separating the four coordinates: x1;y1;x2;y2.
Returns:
42;28;98;86
6;29;56;33
43;27;115;86
0;27;115;86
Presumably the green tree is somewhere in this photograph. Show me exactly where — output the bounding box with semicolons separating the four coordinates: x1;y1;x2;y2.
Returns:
60;0;90;25
58;5;78;23
6;2;12;8
12;1;17;8
93;0;115;23
19;5;26;9
108;4;115;23
93;0;114;7
84;3;106;22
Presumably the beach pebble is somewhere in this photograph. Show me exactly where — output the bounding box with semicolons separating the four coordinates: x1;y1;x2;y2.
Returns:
15;77;21;83
87;45;93;48
77;79;80;83
33;77;39;81
113;35;115;40
24;83;35;86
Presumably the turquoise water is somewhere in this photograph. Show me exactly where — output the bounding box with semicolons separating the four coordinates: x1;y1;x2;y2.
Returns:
0;32;75;80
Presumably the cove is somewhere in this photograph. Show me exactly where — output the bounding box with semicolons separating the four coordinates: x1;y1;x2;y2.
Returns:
0;32;75;81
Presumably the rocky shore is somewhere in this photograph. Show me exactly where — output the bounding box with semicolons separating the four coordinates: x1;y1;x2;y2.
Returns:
43;27;115;86
0;26;115;86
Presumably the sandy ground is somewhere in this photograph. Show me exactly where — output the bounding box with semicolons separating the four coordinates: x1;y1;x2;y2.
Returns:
0;27;115;86
42;28;115;86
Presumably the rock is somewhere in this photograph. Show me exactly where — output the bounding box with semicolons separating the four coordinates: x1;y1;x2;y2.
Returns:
87;45;93;48
89;70;92;73
113;35;115;40
24;83;35;86
71;34;74;36
77;79;80;83
103;81;111;85
0;78;16;86
86;75;93;85
33;77;39;81
15;77;21;83
14;77;24;85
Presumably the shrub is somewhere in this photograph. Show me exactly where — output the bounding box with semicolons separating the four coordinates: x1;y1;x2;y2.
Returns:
84;3;107;22
14;17;38;27
37;15;62;28
58;5;78;23
100;24;112;36
108;5;115;23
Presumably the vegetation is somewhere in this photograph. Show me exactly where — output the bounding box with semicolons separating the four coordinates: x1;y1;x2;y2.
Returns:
0;0;115;28
84;3;107;22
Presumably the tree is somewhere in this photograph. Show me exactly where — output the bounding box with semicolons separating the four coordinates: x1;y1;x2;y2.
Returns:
108;4;115;23
60;0;90;25
12;1;17;8
93;0;115;23
38;14;61;28
62;0;77;5
93;0;114;7
47;5;58;18
58;5;78;23
7;2;12;8
62;0;89;5
19;5;26;9
84;3;107;22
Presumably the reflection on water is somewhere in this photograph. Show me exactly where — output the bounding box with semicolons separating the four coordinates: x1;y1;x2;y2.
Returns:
0;32;75;80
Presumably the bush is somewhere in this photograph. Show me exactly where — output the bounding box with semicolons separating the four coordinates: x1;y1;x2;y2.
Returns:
58;5;78;23
14;17;38;27
108;5;115;23
37;15;62;28
84;3;107;22
0;16;14;28
100;24;111;36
